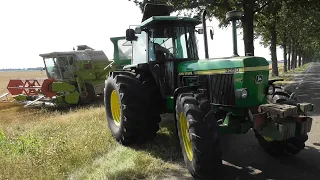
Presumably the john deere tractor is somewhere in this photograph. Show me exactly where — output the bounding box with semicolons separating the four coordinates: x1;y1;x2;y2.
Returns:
104;3;314;179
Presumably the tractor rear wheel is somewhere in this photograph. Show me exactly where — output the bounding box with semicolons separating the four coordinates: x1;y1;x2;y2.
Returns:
254;131;307;157
175;92;222;179
104;70;162;145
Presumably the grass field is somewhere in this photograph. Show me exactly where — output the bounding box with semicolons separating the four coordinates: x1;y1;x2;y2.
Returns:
0;63;312;180
0;71;185;180
0;102;184;180
269;62;312;85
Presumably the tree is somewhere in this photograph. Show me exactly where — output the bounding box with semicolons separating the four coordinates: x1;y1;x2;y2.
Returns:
129;0;320;75
254;0;320;74
129;0;271;56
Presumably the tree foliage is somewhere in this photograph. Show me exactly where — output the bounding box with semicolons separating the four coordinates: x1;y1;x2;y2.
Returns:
129;0;320;76
255;0;320;74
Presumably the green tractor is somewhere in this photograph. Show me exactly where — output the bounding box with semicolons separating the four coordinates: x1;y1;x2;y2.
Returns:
104;3;314;179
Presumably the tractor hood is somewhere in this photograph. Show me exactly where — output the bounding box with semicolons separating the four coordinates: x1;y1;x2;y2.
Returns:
178;56;269;75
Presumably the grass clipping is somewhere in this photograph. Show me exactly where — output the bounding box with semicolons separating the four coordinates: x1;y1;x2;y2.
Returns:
270;63;312;84
0;104;179;180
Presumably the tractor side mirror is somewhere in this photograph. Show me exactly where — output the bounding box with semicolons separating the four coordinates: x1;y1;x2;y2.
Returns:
126;28;137;41
196;27;214;40
210;29;214;40
197;28;204;34
135;27;142;34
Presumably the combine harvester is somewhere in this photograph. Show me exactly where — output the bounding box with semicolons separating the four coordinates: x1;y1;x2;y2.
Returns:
6;39;132;107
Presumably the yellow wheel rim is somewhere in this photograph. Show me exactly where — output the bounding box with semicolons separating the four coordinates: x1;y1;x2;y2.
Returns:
179;112;193;161
110;90;121;126
263;136;273;142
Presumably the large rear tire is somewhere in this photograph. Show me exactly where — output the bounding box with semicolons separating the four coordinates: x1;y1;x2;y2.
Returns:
176;92;222;179
104;70;162;145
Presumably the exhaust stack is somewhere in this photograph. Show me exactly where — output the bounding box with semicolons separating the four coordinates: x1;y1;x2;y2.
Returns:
226;10;243;57
202;9;209;59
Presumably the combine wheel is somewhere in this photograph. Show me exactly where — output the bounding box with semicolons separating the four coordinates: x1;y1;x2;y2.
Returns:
254;131;307;157
82;83;96;104
175;92;222;179
104;71;161;145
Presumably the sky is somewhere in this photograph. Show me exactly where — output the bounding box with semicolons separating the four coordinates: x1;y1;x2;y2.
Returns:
0;0;283;69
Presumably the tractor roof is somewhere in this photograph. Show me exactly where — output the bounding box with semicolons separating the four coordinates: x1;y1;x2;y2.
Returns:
139;16;202;28
39;49;109;61
139;3;201;28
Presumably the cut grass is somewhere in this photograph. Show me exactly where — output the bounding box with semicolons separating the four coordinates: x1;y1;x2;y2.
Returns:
0;103;184;180
0;69;186;180
270;63;312;85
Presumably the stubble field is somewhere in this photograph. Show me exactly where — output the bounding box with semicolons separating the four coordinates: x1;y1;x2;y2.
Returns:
0;70;185;180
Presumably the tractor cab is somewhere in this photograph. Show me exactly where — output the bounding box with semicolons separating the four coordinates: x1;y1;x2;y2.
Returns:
147;20;200;61
123;3;213;97
124;3;214;66
40;53;76;81
125;16;207;65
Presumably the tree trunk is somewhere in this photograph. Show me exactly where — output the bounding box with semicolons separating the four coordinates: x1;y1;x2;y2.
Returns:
294;45;298;68
298;49;302;67
283;33;287;72
291;40;296;69
270;24;279;76
287;40;291;70
242;0;255;56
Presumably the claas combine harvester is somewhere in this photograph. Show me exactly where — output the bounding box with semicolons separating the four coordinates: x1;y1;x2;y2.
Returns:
103;3;315;179
6;39;131;107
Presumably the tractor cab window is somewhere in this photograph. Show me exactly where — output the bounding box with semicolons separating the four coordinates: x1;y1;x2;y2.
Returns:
44;56;75;80
149;26;198;61
44;57;63;80
117;39;132;60
56;56;75;79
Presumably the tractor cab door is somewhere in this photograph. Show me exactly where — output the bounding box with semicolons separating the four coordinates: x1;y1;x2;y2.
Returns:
148;26;199;97
43;57;63;80
56;56;75;80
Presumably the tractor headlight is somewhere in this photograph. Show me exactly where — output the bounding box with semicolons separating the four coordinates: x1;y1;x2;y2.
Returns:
267;85;275;95
235;88;248;99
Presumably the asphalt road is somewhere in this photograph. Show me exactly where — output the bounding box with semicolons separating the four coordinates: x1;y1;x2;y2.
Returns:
217;63;320;180
163;63;320;180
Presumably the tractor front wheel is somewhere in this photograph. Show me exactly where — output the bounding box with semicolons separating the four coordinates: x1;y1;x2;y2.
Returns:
176;92;222;179
104;71;161;145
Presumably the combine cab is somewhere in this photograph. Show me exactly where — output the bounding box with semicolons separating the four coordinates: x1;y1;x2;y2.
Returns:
7;42;131;107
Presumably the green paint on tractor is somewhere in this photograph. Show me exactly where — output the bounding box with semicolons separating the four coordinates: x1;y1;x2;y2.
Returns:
178;56;269;73
103;3;314;180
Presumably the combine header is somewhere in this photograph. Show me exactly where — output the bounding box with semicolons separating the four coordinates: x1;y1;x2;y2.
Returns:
6;43;130;107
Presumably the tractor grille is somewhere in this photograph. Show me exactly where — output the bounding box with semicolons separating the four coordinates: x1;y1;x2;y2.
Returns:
208;74;235;106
